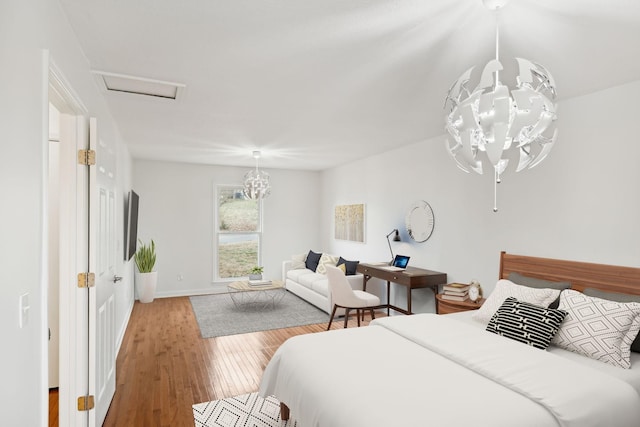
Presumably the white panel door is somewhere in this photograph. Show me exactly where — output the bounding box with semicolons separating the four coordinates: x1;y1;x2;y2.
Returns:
88;117;116;426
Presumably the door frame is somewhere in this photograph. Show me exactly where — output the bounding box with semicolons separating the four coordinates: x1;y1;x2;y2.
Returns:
48;57;90;427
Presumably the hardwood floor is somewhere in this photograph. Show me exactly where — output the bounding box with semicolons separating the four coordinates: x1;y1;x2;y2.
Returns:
50;295;377;426
48;388;59;426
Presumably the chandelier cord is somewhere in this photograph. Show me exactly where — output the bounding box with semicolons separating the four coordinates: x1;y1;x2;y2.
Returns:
495;8;500;80
494;171;499;212
493;7;500;213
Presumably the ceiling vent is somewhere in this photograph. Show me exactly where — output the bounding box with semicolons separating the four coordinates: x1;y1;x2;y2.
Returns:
93;71;185;100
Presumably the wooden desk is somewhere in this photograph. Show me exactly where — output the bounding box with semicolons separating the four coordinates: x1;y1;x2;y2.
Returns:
356;263;447;314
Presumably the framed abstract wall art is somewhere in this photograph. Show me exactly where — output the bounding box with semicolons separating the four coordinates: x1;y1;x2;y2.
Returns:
334;203;365;242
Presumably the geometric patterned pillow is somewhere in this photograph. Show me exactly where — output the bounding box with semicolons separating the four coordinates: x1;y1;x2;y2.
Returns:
315;253;339;274
472;279;562;324
583;288;640;353
486;297;568;350
552;290;640;369
507;272;571;309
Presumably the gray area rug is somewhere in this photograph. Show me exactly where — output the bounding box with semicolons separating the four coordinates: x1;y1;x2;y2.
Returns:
193;392;297;427
189;291;329;338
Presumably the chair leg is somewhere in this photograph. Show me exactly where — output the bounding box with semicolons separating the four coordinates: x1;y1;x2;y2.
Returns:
370;308;375;320
327;305;338;331
357;309;361;327
344;308;350;328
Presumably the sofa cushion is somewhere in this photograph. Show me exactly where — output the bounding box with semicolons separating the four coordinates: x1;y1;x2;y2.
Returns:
337;257;359;276
316;253;339;274
287;268;315;282
305;250;322;271
311;278;330;297
298;272;326;289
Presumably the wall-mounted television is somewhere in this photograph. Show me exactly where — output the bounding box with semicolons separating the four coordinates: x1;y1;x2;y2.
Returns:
124;190;139;261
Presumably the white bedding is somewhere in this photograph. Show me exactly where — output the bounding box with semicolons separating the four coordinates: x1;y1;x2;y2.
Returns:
259;313;640;427
448;311;640;394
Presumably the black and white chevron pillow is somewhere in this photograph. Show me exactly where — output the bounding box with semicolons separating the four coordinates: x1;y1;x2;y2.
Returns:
486;297;568;350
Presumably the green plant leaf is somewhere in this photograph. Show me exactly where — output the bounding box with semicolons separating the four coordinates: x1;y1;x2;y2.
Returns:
135;239;156;273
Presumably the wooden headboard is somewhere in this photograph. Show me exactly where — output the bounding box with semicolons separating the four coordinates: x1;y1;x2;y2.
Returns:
499;251;640;296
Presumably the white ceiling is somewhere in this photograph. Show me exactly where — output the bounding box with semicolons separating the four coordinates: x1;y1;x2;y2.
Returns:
58;0;640;171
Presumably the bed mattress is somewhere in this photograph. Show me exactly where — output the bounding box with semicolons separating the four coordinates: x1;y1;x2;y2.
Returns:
259;313;640;427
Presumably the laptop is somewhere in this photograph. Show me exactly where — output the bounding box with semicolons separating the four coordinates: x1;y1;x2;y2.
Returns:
382;255;410;271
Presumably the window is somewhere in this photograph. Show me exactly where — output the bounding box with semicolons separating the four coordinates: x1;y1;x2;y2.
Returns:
215;185;262;280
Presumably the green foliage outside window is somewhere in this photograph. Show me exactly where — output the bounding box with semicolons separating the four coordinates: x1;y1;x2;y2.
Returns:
216;186;261;279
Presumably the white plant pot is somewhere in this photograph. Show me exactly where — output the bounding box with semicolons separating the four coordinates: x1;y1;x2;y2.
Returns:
136;271;158;303
249;273;262;281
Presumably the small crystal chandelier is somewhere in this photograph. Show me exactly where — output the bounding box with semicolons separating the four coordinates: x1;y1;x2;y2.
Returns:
243;150;271;199
444;0;557;212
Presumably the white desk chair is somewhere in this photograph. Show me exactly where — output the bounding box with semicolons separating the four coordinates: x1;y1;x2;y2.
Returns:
326;265;381;330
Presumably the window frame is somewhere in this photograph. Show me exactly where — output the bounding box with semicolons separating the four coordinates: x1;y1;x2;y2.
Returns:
213;184;263;282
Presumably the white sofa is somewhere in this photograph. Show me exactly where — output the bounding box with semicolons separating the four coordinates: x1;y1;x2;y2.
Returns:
282;259;364;314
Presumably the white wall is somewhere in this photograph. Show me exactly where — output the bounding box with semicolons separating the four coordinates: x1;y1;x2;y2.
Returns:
0;3;47;425
0;1;134;425
321;80;640;313
133;159;321;297
134;81;640;313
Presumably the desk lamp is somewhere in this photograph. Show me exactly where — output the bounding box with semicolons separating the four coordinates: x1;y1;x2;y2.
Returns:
386;229;401;264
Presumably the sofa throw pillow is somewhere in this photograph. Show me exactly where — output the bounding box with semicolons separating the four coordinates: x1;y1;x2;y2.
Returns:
337;263;346;273
486;297;567;350
508;272;571;309
473;279;561;324
316;253;339;274
552;289;640;369
305;250;322;271
336;257;359;276
290;253;306;270
583;288;640;353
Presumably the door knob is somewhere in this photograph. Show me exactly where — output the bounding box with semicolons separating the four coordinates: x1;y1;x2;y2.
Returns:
113;275;123;283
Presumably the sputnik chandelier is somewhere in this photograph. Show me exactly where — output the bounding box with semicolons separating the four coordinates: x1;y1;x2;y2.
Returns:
243;150;271;199
444;0;557;212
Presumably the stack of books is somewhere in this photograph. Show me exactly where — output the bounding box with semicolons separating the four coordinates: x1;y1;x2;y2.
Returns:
248;279;272;287
441;283;470;301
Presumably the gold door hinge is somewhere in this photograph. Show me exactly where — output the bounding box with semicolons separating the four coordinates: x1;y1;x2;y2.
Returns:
78;149;96;166
77;272;95;288
77;395;95;411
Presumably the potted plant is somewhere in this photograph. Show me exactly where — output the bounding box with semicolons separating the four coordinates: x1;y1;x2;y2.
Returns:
135;239;157;303
249;266;264;281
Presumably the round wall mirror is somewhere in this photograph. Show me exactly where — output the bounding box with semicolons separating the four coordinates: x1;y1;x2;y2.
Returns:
405;200;434;243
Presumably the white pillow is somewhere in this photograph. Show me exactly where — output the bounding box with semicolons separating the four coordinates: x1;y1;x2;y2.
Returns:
552;289;640;369
315;253;339;274
290;253;306;270
473;279;561;324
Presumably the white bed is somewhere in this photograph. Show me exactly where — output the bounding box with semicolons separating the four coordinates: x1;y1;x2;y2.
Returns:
258;252;640;426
